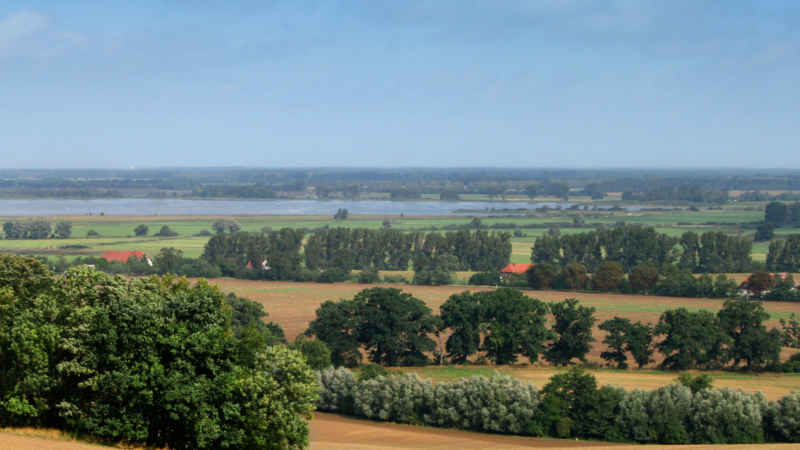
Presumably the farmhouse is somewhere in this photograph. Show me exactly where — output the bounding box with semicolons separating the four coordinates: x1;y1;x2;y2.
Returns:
738;272;794;296
499;263;534;281
101;250;153;266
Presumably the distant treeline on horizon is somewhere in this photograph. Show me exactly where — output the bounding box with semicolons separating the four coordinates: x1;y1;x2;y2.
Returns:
1;167;800;201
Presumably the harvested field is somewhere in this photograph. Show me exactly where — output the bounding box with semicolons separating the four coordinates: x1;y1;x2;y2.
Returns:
309;413;800;449
204;278;800;397
4;414;800;450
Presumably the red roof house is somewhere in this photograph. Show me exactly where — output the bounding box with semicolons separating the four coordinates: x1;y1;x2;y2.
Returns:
500;263;534;275
102;250;153;266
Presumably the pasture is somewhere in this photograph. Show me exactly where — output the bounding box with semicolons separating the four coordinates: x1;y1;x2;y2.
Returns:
1;210;796;264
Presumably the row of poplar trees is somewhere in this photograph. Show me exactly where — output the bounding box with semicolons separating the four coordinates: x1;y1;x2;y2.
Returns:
533;225;753;273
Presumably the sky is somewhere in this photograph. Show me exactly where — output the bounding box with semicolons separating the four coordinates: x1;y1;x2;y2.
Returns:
1;1;799;169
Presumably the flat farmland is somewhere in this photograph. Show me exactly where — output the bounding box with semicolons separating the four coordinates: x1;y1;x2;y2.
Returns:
205;278;800;399
5;416;800;450
1;210;785;264
205;278;800;339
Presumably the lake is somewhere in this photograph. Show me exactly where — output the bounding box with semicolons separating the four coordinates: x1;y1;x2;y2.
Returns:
0;199;640;217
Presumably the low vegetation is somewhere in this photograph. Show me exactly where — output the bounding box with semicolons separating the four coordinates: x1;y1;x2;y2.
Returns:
316;366;800;444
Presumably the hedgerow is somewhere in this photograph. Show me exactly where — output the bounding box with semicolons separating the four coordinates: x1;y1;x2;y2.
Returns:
316;367;800;444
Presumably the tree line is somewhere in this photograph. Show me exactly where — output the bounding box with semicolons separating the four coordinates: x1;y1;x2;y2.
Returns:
2;220;72;239
305;287;793;372
317;366;800;444
532;225;753;273
764;201;800;226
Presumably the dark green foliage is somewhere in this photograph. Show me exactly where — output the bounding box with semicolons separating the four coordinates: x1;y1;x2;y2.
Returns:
306;288;438;367
2;220;51;239
293;336;332;370
481;288;553;365
133;224;148;236
656;308;731;370
333;208;349;220
532;225;677;272
412;266;453;286
654;265;699;297
764;201;800;226
154;246;184;274
0;260;318;449
305;228;414;271
755;223;775;242
440;292;483;363
53;221;72;239
154;224;178;237
315;364;800;445
356;364;390;382
212;219;241;234
318;267;351;283
467;271;500;286
627;321;655;368
356;288;438;366
556;263;588;290
411;230;512;272
678;373;713;393
599;317;631;368
306;299;363;367
717;298;782;370
225;293;286;366
526;263;557;289
86;229;100;237
629;264;659;293
544;299;596;366
203;229;304;280
539;368;621;440
766;235;800;272
357;267;380;283
592;261;624;291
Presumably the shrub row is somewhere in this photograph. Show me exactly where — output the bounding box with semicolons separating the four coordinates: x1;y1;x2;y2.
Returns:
316;367;800;444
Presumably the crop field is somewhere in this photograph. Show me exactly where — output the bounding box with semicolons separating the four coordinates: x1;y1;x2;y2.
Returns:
202;278;800;398
5;416;800;450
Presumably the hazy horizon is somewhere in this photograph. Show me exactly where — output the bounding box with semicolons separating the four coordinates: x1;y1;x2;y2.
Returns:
2;1;799;169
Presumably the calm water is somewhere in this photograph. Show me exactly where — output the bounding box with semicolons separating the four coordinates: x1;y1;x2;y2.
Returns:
0;199;640;217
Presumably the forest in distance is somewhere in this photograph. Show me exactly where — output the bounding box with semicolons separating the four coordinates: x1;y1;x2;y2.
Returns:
2;167;800;202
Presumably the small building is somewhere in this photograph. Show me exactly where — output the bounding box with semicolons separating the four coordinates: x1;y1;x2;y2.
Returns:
499;263;534;281
738;272;793;296
101;250;153;266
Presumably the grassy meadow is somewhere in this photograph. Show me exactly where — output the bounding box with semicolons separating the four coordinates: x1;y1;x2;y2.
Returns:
1;208;795;263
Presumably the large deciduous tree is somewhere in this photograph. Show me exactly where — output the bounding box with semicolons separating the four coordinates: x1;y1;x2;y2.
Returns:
545;298;596;366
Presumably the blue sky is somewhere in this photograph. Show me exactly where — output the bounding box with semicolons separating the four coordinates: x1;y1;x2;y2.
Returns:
1;1;798;169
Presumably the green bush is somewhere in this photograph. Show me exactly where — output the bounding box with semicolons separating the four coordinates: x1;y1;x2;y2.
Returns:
467;271;500;286
316;367;356;414
357;268;380;284
688;389;766;443
318;268;351;283
764;392;800;442
0;260;318;449
293;337;332;370
357;364;391;382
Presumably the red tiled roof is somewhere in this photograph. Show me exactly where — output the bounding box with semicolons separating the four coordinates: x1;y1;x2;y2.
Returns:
500;263;534;274
102;250;146;263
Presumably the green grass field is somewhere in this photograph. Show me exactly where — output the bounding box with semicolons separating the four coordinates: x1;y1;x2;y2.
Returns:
0;208;795;264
